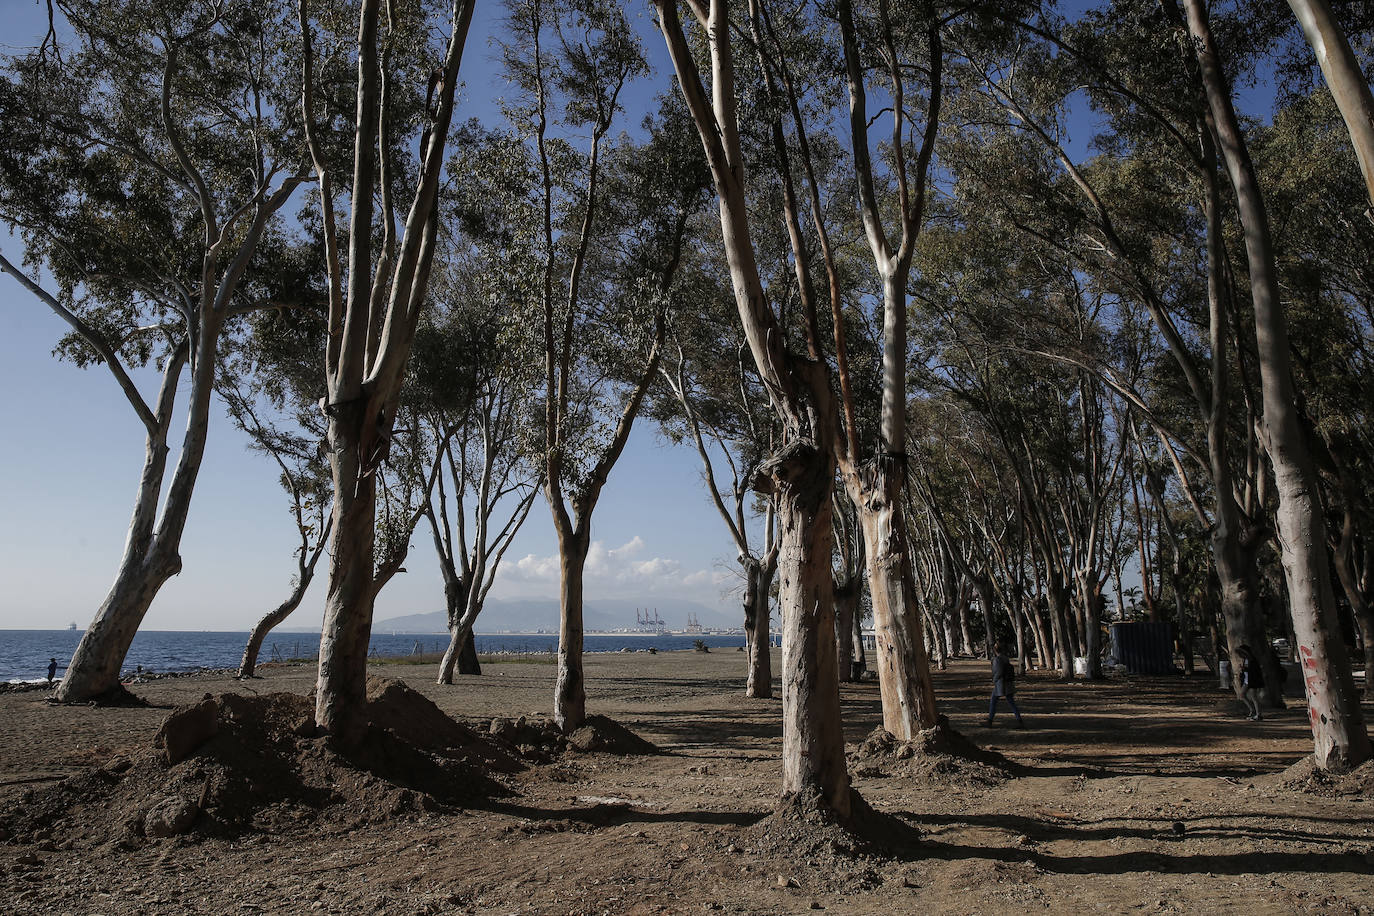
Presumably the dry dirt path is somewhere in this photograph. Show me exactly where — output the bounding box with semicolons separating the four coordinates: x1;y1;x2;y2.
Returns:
1;650;1371;915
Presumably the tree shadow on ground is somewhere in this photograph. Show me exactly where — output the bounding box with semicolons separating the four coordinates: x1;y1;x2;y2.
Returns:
904;838;1372;876
480;798;764;829
898;810;1370;847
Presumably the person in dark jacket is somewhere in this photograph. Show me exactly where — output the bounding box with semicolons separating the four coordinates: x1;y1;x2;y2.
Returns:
1238;644;1265;721
47;658;58;685
983;642;1023;727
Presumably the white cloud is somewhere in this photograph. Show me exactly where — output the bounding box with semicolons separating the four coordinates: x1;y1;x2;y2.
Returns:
502;535;711;596
608;536;645;560
511;552;560;582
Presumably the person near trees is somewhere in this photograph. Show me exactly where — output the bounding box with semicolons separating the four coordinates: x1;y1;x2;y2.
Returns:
47;658;57;686
983;642;1023;728
1238;645;1266;721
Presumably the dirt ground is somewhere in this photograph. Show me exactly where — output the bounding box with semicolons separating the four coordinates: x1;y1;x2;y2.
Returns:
2;650;1372;915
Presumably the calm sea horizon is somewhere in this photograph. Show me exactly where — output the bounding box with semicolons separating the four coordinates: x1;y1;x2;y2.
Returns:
0;629;752;683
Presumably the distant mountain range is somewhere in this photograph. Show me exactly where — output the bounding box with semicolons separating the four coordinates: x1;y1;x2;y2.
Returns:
373;595;740;634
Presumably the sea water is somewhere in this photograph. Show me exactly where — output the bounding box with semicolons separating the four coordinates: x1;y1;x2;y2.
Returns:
0;630;749;683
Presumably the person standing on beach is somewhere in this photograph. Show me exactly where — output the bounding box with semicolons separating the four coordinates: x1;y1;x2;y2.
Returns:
47;658;58;685
983;642;1023;728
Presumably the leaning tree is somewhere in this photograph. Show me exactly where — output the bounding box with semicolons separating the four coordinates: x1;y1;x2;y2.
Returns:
0;0;314;701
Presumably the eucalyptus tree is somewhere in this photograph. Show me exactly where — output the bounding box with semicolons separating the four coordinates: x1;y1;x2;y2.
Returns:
1284;0;1374;208
831;488;864;683
1173;0;1369;770
409;253;541;684
657;314;781;698
217;311;334;679
503;0;709;729
0;0;317;701
1257;89;1374;699
658;0;855;819
305;0;476;740
941;5;1293;699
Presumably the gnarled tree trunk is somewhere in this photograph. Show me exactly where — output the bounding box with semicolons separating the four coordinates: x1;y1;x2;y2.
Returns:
766;441;850;815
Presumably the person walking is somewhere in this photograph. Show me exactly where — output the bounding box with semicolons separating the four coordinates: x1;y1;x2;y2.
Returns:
1238;644;1265;720
983;642;1023;728
47;658;58;685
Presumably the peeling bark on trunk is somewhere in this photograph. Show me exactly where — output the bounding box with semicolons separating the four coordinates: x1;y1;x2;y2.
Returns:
768;441;850;816
316;400;378;743
851;458;939;737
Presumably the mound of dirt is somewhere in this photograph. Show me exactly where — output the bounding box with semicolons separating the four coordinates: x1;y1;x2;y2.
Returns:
849;717;1013;787
565;715;658;755
746;788;918;892
1266;755;1374;797
0;679;523;850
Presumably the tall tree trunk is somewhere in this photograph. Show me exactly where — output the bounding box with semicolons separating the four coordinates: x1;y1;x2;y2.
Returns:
316;400;379;743
1184;0;1370;769
853;460;940;736
1080;574;1104;680
851;603;868;679
554;530;590;731
457;630;481;676
1285;0;1374;208
1047;579;1074;678
833;578;858;685
58;337;205;702
744;555;776;698
768;441;850;815
1332;508;1374;701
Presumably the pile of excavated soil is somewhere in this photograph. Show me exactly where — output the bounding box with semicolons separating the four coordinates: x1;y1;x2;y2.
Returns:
1266;755;1374;798
848;718;1013;787
1;678;523;849
486;712;657;760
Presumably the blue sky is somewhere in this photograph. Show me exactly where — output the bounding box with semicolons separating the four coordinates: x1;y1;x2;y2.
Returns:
0;0;743;631
0;0;1293;632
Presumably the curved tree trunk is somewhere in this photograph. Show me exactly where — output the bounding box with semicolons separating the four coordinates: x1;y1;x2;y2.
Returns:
1285;0;1374;208
58;337;204;703
241;579;313;679
241;517;331;679
1185;0;1370;770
